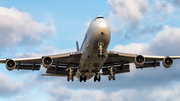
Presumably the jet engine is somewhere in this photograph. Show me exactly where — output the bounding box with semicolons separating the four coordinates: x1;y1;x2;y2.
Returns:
134;55;145;67
42;56;53;68
6;59;16;71
162;57;173;68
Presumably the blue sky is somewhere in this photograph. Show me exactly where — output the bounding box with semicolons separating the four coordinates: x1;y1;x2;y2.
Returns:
1;0;180;101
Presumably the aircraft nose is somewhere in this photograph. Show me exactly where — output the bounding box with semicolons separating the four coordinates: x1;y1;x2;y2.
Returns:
93;19;110;37
98;22;110;35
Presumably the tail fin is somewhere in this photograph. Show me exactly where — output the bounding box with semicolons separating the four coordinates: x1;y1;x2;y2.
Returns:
76;41;79;51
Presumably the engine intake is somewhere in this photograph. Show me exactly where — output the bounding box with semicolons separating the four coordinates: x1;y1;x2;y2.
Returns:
42;56;53;68
163;57;173;68
134;55;145;67
6;59;16;71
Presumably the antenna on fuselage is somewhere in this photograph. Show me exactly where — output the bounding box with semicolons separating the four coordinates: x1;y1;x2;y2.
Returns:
76;41;79;51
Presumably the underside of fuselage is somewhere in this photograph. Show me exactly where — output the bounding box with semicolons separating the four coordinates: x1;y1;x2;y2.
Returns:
76;16;111;81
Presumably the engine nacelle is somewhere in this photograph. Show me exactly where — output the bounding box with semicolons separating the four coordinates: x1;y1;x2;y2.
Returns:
134;55;145;67
163;57;173;68
6;59;16;71
42;56;53;68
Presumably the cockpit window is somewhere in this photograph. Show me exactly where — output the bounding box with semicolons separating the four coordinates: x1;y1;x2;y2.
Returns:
96;16;104;19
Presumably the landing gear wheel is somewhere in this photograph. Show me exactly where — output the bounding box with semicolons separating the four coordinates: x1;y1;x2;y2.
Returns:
67;76;70;81
84;76;87;82
98;75;101;82
80;76;82;82
94;75;97;82
94;75;101;82
72;76;74;81
80;75;87;82
113;76;115;80
109;76;111;81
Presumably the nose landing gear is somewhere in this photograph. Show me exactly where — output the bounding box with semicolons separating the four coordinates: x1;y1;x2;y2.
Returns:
98;42;104;57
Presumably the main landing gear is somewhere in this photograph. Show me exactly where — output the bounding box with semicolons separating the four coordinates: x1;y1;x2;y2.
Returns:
108;63;116;81
94;74;101;82
80;75;87;82
67;75;74;81
108;75;115;81
65;65;75;81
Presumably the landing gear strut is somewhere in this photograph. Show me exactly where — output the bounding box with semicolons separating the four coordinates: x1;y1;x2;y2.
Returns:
98;42;104;57
94;74;101;82
108;63;116;81
65;64;75;81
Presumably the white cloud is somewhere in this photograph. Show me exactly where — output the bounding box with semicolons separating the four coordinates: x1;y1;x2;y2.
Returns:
0;7;56;48
106;0;179;37
171;0;180;6
106;12;122;33
155;0;175;13
148;26;180;56
113;43;149;55
15;46;75;58
45;83;180;101
0;73;24;96
107;0;149;24
2;72;180;101
113;26;180;56
152;26;180;45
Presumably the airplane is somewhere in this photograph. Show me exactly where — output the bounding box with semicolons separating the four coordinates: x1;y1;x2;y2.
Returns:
0;15;180;82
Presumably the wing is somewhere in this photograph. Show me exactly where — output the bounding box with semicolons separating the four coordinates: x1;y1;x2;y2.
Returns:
0;51;82;77
101;51;180;76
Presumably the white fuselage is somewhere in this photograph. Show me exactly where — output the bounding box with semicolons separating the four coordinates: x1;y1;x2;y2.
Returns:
76;17;111;80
